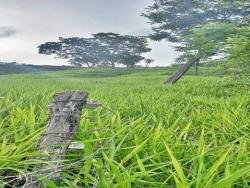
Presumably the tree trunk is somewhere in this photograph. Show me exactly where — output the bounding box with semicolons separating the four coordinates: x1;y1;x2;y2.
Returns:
111;62;115;68
195;60;199;75
164;60;196;84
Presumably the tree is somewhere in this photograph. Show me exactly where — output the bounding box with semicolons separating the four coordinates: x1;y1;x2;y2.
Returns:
143;0;249;83
38;33;152;68
38;37;105;67
119;53;145;68
93;32;151;68
144;0;248;42
226;25;250;64
144;59;154;68
176;23;239;74
143;0;209;42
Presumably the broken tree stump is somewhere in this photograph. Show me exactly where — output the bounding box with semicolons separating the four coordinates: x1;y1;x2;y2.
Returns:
21;91;93;188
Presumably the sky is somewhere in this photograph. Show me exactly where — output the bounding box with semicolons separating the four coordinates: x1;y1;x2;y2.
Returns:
0;0;180;67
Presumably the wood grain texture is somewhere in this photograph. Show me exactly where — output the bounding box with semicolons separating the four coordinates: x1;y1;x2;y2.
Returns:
23;91;88;188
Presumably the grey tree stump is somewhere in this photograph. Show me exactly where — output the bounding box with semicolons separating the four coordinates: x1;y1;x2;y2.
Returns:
23;91;89;188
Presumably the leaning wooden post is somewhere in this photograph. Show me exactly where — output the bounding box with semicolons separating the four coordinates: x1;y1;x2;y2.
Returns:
22;91;94;187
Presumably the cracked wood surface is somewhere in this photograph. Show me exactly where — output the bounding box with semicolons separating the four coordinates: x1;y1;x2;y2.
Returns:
23;91;88;188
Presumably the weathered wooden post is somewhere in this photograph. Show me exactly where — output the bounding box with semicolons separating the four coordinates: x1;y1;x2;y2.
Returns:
21;91;100;188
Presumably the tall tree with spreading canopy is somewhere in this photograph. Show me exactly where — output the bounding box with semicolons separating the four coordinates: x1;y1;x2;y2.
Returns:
38;33;152;68
143;0;249;83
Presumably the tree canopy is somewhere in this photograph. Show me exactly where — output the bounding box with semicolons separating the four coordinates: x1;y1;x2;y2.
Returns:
226;25;250;64
38;33;152;68
175;23;239;64
143;0;249;83
143;0;249;43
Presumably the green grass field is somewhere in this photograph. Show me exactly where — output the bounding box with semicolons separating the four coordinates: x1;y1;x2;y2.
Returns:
0;65;249;187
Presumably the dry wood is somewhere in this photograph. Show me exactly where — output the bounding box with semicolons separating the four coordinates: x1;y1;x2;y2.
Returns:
22;91;88;188
85;100;101;109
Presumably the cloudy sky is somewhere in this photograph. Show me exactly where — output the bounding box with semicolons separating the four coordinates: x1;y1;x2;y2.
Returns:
0;0;180;66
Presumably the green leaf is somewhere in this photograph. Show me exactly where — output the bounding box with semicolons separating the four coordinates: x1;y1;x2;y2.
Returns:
121;135;152;165
164;143;189;187
203;147;232;187
213;165;250;188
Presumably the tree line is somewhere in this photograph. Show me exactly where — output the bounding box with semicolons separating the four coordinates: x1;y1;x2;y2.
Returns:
38;33;154;68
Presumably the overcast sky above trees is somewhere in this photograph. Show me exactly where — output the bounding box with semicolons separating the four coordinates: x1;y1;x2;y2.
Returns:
0;0;180;66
